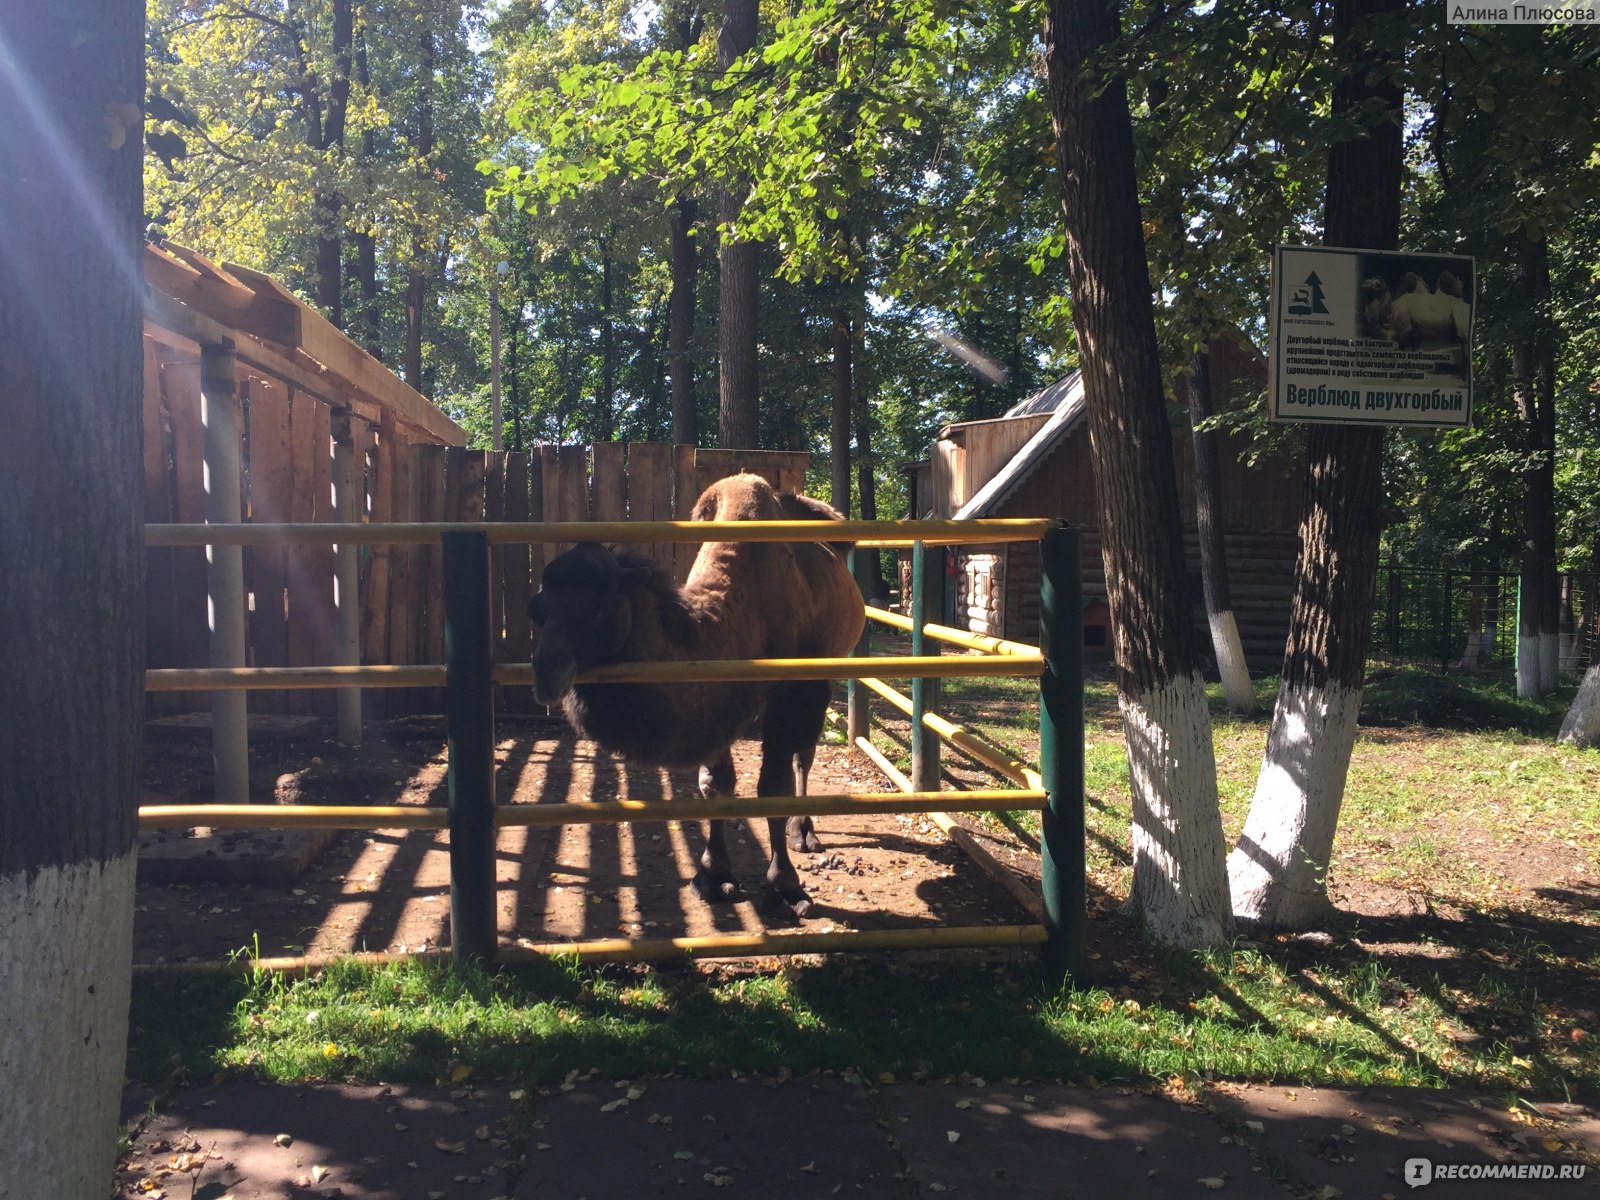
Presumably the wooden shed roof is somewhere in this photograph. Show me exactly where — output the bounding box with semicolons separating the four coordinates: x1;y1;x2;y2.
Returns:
952;371;1086;520
142;241;465;446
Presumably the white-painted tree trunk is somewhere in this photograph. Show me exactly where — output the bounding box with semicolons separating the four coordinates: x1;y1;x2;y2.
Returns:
1539;631;1560;693
0;853;136;1199
1121;673;1235;946
1559;665;1600;748
1456;629;1485;672
1517;634;1542;698
1210;609;1257;715
1228;678;1363;929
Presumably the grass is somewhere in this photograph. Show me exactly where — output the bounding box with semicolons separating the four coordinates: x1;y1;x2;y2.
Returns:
127;664;1600;1102
129;944;1559;1096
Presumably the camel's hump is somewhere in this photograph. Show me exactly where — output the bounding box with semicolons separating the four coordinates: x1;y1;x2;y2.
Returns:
690;473;784;522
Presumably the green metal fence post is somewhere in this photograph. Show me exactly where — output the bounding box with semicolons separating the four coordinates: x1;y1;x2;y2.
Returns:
910;541;942;792
443;530;496;967
1039;524;1085;985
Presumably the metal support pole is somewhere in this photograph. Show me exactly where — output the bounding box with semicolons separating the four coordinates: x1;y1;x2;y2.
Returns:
201;342;249;804
332;414;363;745
1039;524;1085;985
910;541;942;793
846;548;871;742
444;530;495;967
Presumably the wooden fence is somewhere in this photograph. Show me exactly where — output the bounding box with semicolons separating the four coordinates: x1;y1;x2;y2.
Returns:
143;342;808;718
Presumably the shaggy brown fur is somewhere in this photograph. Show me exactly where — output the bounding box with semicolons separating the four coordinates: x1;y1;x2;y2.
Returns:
529;473;865;916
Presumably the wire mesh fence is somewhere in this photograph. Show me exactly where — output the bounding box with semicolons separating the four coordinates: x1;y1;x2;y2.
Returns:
1370;565;1599;678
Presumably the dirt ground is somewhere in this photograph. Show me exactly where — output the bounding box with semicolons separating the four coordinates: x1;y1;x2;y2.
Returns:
135;712;1044;966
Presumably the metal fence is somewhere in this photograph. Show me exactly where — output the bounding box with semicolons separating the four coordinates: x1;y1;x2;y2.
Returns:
1371;565;1599;678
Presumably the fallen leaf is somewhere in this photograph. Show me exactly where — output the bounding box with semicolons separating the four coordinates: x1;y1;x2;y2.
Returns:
946;1131;961;1144
311;1165;329;1183
450;1063;473;1083
800;1161;819;1174
1199;1177;1225;1189
599;1098;628;1113
435;1138;466;1154
1542;1137;1564;1152
1314;1188;1342;1200
273;1134;293;1148
474;1125;490;1141
1243;1120;1265;1135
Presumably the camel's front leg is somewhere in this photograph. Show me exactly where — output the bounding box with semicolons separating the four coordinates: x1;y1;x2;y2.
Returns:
785;748;822;853
691;751;739;903
759;756;813;919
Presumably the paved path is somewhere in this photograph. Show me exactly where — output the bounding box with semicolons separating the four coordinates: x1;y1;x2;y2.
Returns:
117;1077;1597;1199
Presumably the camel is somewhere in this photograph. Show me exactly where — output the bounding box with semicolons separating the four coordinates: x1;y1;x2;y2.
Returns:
528;474;866;917
1389;271;1470;350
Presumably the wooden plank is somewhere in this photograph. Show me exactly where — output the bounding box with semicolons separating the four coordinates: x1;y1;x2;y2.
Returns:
164;359;211;711
539;445;565;557
626;443;671;573
282;393;325;715
354;421;388;717
385;438;418;716
673;442;698;582
244;377;293;714
448;447;489;523
484;450;506;665
500;453;532;715
221;259;466;447
414;443;448;711
144;242;300;349
143;342;180;713
591;442;626;524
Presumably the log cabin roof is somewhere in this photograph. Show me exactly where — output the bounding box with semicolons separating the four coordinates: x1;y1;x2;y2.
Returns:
952;371;1086;519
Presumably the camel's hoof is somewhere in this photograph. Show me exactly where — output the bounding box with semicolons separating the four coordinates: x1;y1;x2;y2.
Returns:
787;828;823;854
785;817;823;855
761;885;813;921
691;870;740;904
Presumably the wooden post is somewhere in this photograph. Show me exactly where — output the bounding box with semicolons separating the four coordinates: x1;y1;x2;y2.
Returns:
201;342;249;804
846;548;871;742
910;540;942;793
1039;523;1085;984
444;530;495;967
332;412;363;745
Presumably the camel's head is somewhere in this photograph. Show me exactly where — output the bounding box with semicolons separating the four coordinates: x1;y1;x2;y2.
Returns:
528;543;650;706
1436;270;1465;299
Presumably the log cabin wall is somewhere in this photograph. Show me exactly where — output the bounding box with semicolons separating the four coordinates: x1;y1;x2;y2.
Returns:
905;337;1301;671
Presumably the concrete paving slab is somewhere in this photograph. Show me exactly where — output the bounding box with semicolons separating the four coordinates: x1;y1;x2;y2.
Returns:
1209;1083;1599;1198
879;1082;1284;1198
115;1080;516;1199
512;1077;915;1200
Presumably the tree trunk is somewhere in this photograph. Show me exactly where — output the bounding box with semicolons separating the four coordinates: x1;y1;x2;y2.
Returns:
353;26;381;358
405;28;435;392
313;0;353;324
1045;0;1232;949
852;321;888;602
668;194;699;445
1188;348;1256;714
1561;665;1600;748
716;0;760;448
1228;0;1403;931
599;239;616;441
1514;230;1559;697
0;4;144;1194
831;291;854;516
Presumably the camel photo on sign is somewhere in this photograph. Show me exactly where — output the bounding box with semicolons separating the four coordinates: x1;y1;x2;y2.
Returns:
1269;244;1475;427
